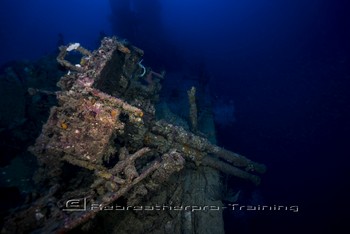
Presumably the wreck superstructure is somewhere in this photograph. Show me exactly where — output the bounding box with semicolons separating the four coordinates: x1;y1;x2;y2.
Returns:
2;37;266;233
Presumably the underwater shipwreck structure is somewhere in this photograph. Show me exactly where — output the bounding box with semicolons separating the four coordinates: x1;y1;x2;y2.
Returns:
2;37;266;233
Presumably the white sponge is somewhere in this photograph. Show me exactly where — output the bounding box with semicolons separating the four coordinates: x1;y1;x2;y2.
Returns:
67;43;80;51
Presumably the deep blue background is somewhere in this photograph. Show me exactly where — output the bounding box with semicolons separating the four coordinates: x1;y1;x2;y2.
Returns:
1;0;349;233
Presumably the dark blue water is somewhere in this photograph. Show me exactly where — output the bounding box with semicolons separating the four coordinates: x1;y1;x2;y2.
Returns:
1;0;349;233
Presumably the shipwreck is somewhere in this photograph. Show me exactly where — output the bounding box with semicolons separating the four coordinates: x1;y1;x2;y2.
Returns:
2;37;266;233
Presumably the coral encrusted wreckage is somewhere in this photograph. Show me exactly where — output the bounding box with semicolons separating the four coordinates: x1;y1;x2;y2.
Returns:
2;37;266;233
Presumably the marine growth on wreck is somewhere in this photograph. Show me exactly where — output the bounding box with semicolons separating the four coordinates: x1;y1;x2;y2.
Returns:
2;37;266;233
